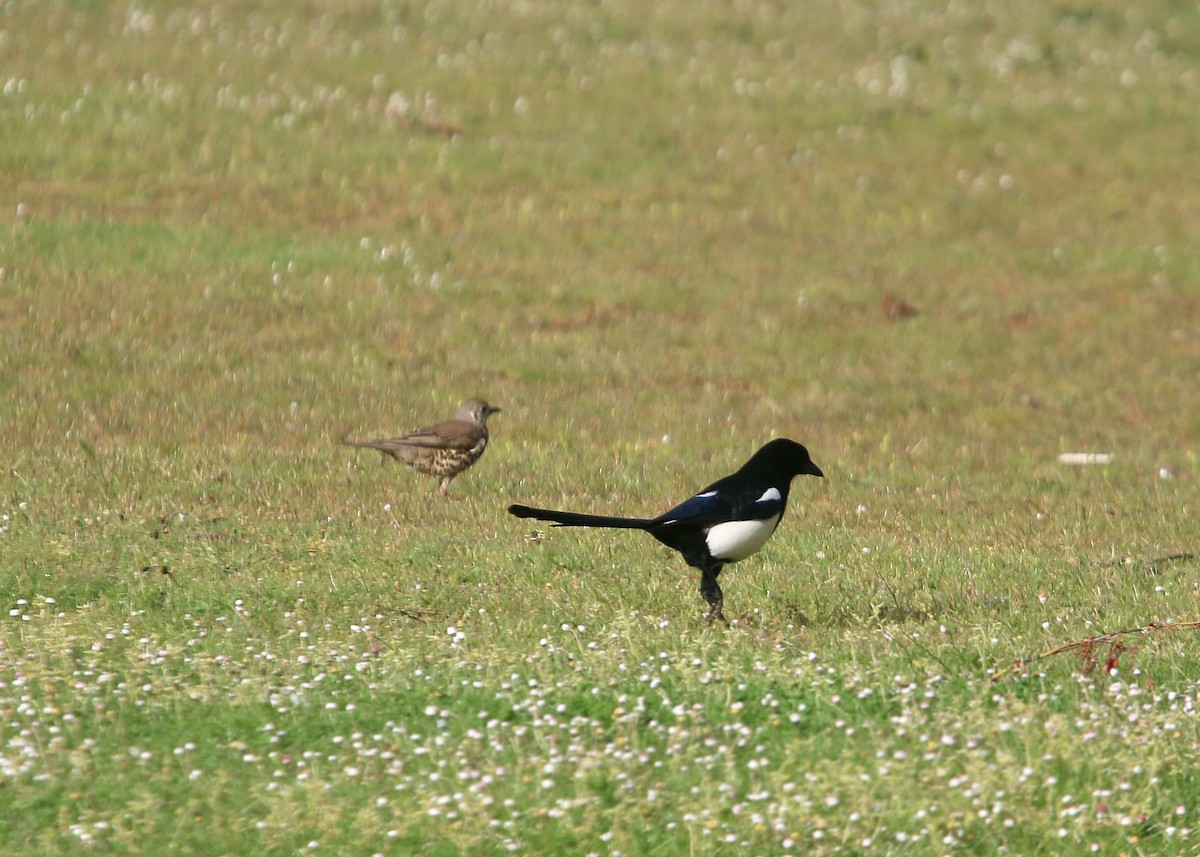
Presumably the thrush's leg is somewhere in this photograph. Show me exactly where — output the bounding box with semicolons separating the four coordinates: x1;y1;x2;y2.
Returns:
438;476;453;497
699;565;727;626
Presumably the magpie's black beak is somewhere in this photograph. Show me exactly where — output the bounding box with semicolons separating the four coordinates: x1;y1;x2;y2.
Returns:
807;462;825;478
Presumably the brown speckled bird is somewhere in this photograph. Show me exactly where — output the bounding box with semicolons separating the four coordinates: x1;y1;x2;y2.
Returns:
342;398;501;497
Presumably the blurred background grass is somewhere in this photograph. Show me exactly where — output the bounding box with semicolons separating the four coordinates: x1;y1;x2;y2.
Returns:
2;0;1200;852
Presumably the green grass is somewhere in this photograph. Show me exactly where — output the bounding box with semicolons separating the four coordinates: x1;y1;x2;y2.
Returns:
3;0;1200;853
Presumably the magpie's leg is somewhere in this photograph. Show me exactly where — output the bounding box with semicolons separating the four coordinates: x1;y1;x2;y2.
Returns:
699;565;727;626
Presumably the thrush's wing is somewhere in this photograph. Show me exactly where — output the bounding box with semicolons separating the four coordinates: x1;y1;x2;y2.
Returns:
387;419;484;450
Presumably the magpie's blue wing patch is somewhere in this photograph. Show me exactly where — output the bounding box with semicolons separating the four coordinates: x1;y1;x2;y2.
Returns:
658;490;729;526
657;486;783;527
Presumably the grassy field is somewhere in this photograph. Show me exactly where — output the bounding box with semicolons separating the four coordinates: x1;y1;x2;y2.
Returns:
3;0;1200;853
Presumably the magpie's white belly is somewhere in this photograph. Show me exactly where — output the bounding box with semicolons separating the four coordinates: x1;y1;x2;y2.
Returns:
704;514;781;561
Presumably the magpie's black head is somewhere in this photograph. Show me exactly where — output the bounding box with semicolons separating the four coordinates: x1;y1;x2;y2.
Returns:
751;438;824;479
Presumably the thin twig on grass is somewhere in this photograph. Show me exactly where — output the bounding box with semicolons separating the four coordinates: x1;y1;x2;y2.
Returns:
393;607;447;621
992;620;1200;682
1144;552;1193;573
1097;552;1195;573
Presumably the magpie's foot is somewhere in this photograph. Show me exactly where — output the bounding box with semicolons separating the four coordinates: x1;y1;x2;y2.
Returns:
704;607;729;627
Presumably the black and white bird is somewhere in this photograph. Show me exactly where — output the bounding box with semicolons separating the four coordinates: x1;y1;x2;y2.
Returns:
508;438;824;623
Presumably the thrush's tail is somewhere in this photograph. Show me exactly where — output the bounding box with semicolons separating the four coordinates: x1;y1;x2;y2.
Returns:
342;438;400;452
508;504;653;530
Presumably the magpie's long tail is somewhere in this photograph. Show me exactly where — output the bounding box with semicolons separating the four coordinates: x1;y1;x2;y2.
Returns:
508;504;653;530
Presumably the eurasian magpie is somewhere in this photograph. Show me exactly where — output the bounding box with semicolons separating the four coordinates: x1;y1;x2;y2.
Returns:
508;438;824;624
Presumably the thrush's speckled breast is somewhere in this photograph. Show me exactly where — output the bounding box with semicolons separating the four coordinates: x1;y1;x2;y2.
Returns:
343;398;501;496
